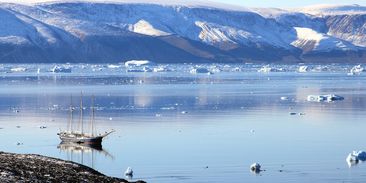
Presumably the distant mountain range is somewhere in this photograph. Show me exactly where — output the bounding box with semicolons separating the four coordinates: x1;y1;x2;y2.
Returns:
0;1;366;63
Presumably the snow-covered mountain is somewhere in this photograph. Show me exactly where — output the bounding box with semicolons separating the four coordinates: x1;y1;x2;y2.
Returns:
0;2;365;63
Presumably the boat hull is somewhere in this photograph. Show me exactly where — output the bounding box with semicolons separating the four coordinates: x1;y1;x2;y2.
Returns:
59;135;103;145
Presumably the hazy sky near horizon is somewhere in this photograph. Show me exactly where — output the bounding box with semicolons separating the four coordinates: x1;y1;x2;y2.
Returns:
0;0;365;8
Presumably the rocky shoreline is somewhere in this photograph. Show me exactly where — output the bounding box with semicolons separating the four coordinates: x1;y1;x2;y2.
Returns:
0;152;145;183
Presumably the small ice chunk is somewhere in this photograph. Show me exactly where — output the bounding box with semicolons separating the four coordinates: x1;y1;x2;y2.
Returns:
51;65;71;73
258;65;273;73
298;66;311;73
280;97;289;101
250;163;261;173
346;152;359;165
346;150;366;167
307;94;344;102
349;65;364;75
107;64;121;69
258;65;285;73
11;67;27;72
181;111;188;114
124;167;133;176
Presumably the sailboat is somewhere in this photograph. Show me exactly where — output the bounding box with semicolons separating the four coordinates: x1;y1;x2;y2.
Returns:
58;94;114;145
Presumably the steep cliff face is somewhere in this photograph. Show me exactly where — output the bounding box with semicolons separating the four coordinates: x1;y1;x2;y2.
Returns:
0;2;365;63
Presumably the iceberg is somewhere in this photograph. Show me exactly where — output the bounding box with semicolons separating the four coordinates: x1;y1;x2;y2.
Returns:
107;64;121;69
10;67;27;72
307;94;344;102
298;66;311;73
250;163;261;173
153;66;172;72
346;150;366;167
124;60;153;67
50;65;72;73
348;65;364;75
258;65;286;73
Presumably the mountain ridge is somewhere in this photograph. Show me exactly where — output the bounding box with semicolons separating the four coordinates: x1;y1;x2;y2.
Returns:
0;2;365;63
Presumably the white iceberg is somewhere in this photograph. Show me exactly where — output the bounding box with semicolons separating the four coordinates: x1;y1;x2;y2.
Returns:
307;94;344;102
346;150;366;167
124;60;153;67
258;65;286;73
250;163;261;173
107;64;121;69
10;67;27;72
348;65;364;75
50;65;71;73
298;65;311;73
153;66;172;72
125;167;133;176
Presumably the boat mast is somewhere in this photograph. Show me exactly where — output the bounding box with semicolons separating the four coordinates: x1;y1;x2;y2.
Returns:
68;95;73;132
90;95;95;136
79;92;84;134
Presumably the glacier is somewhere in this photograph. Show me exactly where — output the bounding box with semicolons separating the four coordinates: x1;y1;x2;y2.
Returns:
0;1;365;63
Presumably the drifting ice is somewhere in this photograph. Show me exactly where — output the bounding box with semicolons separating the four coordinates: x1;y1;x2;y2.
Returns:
298;66;310;73
124;167;133;176
10;67;27;72
124;60;153;67
348;65;364;75
346;151;366;166
307;94;344;102
51;65;71;73
250;163;261;172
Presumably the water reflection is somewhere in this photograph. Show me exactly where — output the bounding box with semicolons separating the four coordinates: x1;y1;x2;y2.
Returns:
57;142;114;169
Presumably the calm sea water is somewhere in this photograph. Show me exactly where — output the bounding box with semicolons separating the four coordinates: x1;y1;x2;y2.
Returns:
0;64;366;183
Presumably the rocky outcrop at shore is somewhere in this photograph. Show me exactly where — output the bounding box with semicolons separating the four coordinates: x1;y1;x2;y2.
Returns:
0;152;145;183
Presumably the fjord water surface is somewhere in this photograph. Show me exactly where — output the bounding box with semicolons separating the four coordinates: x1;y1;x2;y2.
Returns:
0;64;366;183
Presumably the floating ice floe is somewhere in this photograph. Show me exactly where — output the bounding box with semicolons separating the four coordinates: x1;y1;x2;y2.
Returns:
280;96;289;101
346;151;366;166
124;60;153;67
307;94;344;102
127;66;152;73
250;163;261;173
348;65;364;75
298;66;311;73
258;65;286;73
124;167;133;176
153;66;172;72
51;65;72;73
107;64;121;69
190;67;213;75
10;67;27;72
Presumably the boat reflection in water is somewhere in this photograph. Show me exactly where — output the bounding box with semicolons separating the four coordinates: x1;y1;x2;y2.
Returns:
57;142;114;169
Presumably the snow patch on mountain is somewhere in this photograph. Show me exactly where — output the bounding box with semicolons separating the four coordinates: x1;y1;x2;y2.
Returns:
291;27;357;52
130;19;170;36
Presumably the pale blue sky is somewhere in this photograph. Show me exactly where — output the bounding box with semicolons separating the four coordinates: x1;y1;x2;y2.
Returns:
212;0;366;8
